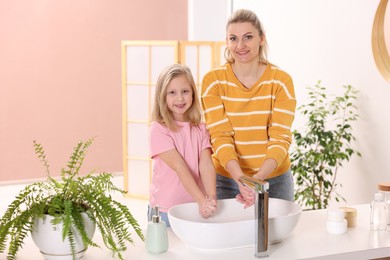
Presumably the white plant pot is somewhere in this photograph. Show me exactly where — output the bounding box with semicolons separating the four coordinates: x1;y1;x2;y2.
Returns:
31;212;96;260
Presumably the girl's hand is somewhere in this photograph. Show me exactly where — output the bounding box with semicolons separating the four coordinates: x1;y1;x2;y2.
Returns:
198;196;217;218
236;182;255;208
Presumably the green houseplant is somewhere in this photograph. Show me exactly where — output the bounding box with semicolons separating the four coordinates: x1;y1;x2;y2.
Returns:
0;138;144;260
291;82;361;210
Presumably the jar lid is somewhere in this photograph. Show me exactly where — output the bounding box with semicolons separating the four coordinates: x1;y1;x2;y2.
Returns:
327;209;345;222
339;206;357;217
378;182;390;191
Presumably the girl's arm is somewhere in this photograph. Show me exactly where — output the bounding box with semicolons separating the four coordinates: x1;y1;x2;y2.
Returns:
199;148;216;199
158;148;215;217
198;148;218;216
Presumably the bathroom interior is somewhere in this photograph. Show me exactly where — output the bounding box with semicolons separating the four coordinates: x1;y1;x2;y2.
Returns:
1;0;390;259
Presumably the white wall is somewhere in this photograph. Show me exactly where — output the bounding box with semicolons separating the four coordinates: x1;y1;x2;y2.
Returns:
188;0;231;41
191;0;390;207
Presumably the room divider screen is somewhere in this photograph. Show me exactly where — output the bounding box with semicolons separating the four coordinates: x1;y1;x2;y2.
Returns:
122;40;225;199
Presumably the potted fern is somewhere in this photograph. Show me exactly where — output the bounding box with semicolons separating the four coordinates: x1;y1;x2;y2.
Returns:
0;138;145;260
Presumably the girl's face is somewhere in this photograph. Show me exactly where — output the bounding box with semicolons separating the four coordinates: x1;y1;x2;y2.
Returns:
165;75;193;122
226;22;262;64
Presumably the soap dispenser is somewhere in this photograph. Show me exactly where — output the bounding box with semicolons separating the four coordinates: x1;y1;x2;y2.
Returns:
145;205;168;254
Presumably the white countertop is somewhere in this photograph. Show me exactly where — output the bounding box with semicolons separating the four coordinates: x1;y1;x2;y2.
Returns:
1;205;390;259
1;180;390;259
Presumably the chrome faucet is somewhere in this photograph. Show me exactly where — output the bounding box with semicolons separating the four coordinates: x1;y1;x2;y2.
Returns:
239;175;269;258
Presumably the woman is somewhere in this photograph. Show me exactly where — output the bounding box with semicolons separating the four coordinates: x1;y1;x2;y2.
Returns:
201;9;296;208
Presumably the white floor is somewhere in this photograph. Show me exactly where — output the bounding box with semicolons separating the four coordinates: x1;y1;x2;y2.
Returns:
0;174;149;230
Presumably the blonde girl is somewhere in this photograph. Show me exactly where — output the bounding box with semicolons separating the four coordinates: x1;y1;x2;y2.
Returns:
148;64;217;226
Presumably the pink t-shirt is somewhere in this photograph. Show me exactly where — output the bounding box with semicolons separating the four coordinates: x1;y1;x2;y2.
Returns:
149;121;212;213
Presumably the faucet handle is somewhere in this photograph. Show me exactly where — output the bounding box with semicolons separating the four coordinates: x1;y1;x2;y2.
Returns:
239;175;269;192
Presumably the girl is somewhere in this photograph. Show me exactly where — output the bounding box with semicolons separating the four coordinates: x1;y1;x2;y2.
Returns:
148;64;217;227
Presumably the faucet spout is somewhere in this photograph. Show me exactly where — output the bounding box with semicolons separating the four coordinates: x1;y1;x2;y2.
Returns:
239;175;269;258
239;175;269;192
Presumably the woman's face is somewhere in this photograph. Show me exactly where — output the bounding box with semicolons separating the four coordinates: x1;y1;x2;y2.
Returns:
165;75;193;122
226;22;262;64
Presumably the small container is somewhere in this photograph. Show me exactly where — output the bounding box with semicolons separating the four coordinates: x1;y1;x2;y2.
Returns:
370;192;387;231
326;209;347;235
378;182;390;229
145;205;168;254
339;207;357;227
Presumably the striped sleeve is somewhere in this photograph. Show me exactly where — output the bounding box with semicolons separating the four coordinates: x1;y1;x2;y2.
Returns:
266;72;296;166
201;68;239;169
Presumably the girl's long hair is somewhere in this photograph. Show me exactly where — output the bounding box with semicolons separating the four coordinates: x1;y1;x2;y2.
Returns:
151;64;201;131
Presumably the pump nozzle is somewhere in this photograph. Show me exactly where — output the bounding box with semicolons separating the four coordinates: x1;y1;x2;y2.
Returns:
152;205;161;223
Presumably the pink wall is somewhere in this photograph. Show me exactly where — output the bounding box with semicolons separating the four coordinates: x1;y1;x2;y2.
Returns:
386;2;390;55
0;0;188;182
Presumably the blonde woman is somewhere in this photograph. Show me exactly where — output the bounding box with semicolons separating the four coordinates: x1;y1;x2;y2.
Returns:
201;9;296;208
149;64;217;227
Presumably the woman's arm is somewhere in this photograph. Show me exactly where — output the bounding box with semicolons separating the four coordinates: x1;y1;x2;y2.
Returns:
265;75;296;167
226;159;255;208
254;158;278;180
201;71;239;170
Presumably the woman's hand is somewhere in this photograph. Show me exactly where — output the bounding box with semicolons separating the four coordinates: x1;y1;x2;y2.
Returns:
198;196;217;218
236;182;255;208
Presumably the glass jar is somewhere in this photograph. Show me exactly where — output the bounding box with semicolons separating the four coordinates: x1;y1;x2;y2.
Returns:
378;182;390;230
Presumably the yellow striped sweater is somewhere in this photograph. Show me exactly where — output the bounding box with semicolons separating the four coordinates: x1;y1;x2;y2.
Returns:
201;63;296;179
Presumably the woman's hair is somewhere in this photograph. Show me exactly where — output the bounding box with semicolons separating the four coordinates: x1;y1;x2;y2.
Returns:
224;9;269;64
151;63;201;131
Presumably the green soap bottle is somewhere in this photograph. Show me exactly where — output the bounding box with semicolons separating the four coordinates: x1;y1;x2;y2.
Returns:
145;205;168;254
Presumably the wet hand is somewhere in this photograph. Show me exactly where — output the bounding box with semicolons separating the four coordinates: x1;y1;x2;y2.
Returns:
199;196;217;218
236;183;255;208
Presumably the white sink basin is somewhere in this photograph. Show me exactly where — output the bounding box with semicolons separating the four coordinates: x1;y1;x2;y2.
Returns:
168;198;301;250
